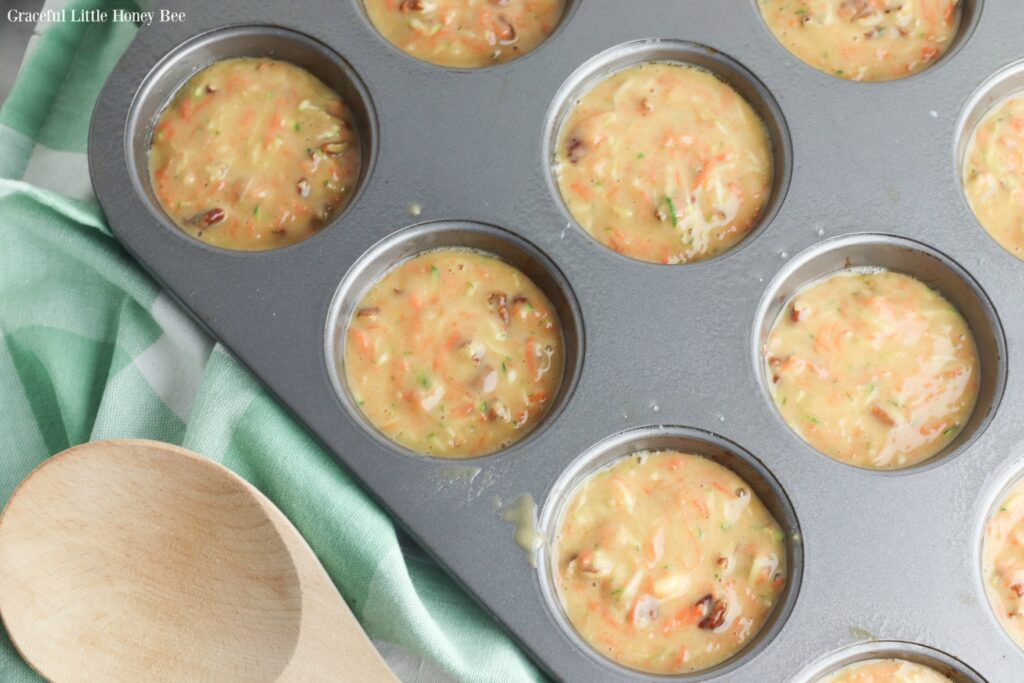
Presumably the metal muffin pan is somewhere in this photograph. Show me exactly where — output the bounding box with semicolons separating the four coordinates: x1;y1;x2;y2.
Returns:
88;1;1024;680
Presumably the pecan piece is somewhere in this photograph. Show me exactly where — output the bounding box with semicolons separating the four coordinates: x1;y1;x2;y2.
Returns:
201;208;225;226
399;0;424;11
698;597;727;630
566;136;585;164
296;178;311;197
356;307;380;318
488;292;510;325
494;15;517;43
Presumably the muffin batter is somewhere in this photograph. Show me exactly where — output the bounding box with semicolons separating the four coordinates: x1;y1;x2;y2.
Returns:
363;0;565;69
343;249;564;458
818;659;953;682
983;475;1024;649
554;63;772;264
759;0;962;82
150;58;361;251
765;270;979;470
553;450;787;674
963;93;1024;261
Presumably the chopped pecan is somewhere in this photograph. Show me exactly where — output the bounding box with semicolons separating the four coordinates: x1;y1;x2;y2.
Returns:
488;292;510;325
356;307;380;318
399;0;424;11
493;15;517;43
200;208;225;226
567;136;585;164
296;178;311;197
1012;583;1024;597
790;303;805;322
698;597;727;630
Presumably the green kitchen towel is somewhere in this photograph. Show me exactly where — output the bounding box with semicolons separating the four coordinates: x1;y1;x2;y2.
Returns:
0;2;544;681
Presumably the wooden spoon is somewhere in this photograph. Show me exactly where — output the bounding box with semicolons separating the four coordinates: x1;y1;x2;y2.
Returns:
0;439;400;683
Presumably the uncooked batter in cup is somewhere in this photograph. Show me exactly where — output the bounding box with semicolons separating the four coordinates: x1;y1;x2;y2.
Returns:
818;658;953;682
765;269;979;469
759;0;961;82
553;450;787;674
343;248;564;457
983;474;1024;650
963;92;1024;261
363;0;565;68
555;62;772;265
149;58;361;251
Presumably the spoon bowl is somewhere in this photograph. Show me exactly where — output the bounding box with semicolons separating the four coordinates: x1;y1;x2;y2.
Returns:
0;439;398;683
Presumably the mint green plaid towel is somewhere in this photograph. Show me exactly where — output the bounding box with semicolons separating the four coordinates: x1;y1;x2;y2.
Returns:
0;2;543;681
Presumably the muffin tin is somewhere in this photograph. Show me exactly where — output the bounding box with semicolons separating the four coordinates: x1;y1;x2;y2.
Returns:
88;1;1024;680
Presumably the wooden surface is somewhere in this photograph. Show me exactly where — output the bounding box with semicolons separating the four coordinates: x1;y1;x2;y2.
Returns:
0;439;399;682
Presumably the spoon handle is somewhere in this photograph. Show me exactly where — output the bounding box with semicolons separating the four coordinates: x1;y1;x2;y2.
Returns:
248;482;401;682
